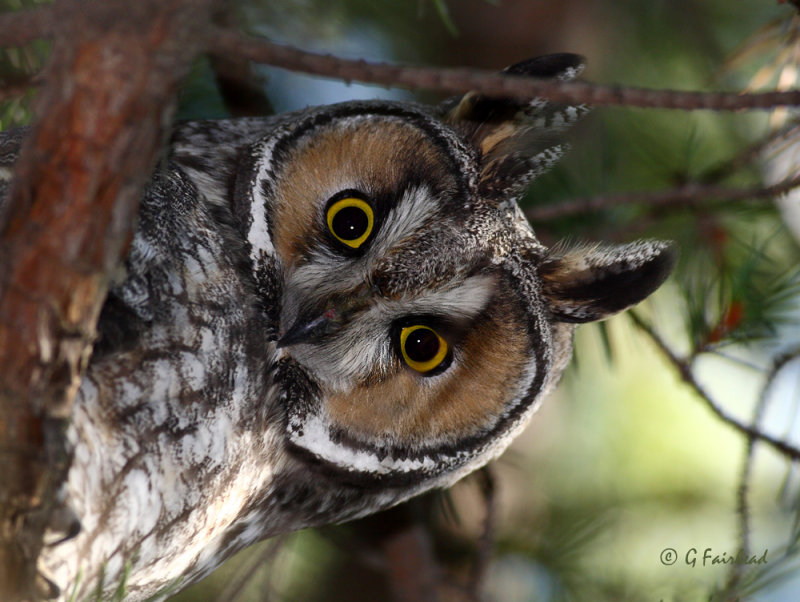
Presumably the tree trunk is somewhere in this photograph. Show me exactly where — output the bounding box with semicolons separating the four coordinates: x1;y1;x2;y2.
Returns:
0;1;219;598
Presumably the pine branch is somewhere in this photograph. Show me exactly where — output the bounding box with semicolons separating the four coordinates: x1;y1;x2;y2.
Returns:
5;7;800;111
701;119;800;184
206;28;800;111
208;2;274;117
526;174;800;221
724;348;800;594
628;312;800;462
5;6;800;111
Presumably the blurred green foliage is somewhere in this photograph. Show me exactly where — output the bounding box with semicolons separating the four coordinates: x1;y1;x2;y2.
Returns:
0;0;49;129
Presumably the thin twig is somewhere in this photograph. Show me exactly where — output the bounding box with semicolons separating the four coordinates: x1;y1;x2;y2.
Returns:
629;312;800;462
0;81;33;103
208;2;274;117
208;28;800;111
0;73;42;102
727;349;800;594
468;466;496;602
701;119;800;184
526;174;800;221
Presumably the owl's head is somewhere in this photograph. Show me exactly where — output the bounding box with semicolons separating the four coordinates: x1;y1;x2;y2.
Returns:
234;55;675;489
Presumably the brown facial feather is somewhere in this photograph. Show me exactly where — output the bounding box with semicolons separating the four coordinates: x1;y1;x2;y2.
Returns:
324;292;530;447
268;118;456;268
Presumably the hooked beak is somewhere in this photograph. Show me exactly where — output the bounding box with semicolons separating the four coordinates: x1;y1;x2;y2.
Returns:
276;307;340;348
277;286;373;349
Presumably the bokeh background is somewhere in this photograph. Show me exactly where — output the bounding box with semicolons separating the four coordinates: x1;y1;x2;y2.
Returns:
4;1;800;600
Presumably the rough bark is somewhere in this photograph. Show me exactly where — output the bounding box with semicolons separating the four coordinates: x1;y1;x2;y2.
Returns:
0;1;220;598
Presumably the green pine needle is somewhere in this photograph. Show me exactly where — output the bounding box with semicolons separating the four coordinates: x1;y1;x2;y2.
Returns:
431;0;459;36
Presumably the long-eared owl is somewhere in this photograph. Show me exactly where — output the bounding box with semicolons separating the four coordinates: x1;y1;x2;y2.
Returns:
0;54;675;600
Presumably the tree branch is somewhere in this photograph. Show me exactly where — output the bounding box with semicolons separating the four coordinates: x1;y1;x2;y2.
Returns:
207;28;800;111
0;1;220;598
628;312;800;462
701;119;800;184
4;10;800;112
526;174;800;221
208;2;274;118
0;71;42;103
349;502;441;602
724;348;800;594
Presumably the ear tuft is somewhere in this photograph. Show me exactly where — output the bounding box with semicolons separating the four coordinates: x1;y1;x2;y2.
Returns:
540;240;677;323
443;53;589;201
503;53;586;80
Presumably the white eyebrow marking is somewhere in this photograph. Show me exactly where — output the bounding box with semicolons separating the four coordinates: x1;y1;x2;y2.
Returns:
378;273;496;320
372;185;439;255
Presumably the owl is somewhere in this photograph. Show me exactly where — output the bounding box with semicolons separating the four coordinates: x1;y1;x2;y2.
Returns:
0;54;675;600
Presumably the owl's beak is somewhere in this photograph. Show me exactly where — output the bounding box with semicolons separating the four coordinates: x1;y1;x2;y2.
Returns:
277;287;372;348
276;307;341;348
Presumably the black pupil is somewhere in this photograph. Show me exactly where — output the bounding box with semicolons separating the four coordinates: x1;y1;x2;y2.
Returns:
405;329;440;363
332;205;368;241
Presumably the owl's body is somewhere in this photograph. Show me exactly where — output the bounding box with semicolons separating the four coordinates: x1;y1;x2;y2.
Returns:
0;55;674;600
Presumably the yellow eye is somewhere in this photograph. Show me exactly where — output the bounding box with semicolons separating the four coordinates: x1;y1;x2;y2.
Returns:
400;325;449;374
326;197;374;249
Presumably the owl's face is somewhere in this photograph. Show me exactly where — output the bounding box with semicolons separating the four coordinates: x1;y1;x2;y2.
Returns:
234;55;675;489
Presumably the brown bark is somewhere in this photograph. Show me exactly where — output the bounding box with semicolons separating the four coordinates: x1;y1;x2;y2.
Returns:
0;1;220;598
0;7;56;49
355;503;441;602
382;521;440;602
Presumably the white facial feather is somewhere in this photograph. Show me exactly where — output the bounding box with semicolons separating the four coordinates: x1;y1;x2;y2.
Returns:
248;136;282;260
367;185;441;261
376;274;496;320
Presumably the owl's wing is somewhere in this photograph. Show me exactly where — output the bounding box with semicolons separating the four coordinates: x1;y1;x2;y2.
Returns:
37;149;284;600
93;164;202;356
